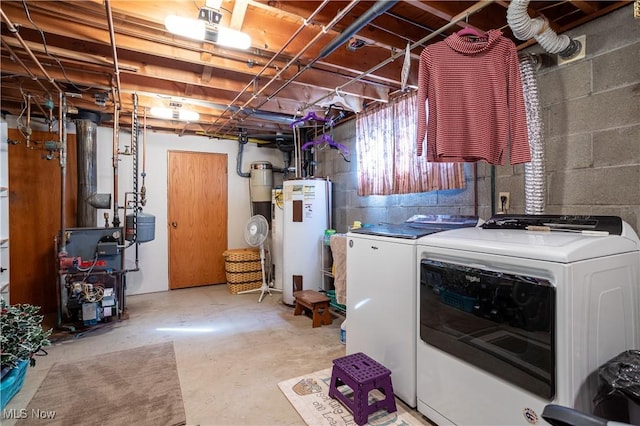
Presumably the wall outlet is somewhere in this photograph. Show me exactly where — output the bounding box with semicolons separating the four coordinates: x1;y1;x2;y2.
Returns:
499;192;510;212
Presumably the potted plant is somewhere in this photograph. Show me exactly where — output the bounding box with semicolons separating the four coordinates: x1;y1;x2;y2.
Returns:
1;298;52;408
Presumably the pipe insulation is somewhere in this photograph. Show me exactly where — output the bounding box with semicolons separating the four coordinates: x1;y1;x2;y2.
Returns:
506;0;572;55
519;54;545;214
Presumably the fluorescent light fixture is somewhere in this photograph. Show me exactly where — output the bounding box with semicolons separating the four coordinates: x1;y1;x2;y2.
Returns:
165;15;252;50
165;15;206;40
150;107;200;121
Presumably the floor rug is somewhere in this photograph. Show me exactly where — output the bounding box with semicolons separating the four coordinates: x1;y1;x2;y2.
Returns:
18;342;186;426
278;368;426;426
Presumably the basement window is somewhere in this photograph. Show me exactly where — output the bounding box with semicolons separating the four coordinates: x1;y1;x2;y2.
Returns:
355;91;465;196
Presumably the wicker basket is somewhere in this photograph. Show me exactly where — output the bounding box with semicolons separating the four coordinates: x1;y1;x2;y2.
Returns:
223;248;262;294
225;270;263;284
223;248;260;263
226;281;263;294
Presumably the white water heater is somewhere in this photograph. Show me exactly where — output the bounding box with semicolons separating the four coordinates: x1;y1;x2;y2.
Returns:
282;178;332;305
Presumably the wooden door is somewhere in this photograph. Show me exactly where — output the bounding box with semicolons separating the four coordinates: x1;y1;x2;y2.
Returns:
8;129;77;313
168;151;227;289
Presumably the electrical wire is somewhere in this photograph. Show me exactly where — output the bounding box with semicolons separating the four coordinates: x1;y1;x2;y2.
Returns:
83;283;105;302
20;0;95;92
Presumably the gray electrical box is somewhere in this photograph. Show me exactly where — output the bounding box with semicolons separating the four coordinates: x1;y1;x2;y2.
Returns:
97;241;118;256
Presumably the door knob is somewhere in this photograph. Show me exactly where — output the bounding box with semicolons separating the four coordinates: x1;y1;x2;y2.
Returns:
0;267;6;272
171;221;178;228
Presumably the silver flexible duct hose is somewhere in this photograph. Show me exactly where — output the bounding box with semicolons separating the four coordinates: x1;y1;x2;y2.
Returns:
507;0;571;54
519;55;545;214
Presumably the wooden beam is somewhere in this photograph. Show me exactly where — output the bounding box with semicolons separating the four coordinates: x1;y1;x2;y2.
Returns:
230;0;249;30
569;1;598;15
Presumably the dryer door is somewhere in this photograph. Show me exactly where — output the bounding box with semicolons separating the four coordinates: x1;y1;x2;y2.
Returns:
420;259;556;399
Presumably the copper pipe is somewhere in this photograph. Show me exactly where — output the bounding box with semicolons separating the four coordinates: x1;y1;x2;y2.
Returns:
104;0;123;108
0;7;63;92
1;39;52;118
210;0;354;135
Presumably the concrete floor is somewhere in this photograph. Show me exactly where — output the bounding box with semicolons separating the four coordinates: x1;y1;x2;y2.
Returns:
3;285;432;425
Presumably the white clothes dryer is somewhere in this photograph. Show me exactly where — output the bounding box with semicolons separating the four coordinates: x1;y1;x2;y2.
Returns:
415;215;640;425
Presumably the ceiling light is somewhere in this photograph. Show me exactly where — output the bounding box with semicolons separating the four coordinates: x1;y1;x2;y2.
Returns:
164;15;251;50
150;107;200;122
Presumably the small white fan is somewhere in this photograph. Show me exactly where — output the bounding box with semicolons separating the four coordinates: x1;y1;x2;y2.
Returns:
238;214;282;302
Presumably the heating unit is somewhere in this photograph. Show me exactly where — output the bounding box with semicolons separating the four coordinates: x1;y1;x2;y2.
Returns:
415;215;640;425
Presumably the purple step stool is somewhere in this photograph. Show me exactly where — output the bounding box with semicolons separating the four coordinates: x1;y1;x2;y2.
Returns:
328;352;397;425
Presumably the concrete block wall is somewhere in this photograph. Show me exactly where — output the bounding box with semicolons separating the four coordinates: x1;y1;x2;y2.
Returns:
315;120;492;233
317;5;640;235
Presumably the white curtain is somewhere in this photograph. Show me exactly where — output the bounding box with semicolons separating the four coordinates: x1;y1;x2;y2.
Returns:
356;91;465;196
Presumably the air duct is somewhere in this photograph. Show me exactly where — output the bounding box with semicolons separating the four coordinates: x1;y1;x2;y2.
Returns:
507;0;581;58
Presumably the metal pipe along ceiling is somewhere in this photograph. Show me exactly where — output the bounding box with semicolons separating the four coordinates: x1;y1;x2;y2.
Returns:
0;7;63;93
305;1;495;109
318;0;398;59
211;0;362;136
206;0;332;135
105;0;123;108
0;39;52;114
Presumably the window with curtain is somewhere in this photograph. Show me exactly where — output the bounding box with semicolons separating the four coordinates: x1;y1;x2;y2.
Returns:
355;91;465;196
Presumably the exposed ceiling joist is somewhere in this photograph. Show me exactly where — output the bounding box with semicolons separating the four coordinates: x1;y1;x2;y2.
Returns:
1;0;632;137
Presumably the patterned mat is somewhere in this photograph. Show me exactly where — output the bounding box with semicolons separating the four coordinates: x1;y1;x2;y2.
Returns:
278;367;428;426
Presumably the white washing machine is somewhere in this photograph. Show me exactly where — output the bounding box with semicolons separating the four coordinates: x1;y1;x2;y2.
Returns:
415;215;640;425
346;216;479;407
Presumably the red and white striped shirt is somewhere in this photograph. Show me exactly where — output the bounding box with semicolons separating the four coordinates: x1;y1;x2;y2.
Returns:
416;30;530;165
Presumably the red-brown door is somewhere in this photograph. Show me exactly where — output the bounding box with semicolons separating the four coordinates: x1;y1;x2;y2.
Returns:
168;151;227;289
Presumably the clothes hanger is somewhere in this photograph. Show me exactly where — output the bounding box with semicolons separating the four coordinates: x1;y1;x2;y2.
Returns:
318;89;362;113
457;27;485;38
289;111;328;128
301;133;350;161
457;13;485;39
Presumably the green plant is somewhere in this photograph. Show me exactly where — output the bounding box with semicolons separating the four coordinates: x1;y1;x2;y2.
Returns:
1;299;52;371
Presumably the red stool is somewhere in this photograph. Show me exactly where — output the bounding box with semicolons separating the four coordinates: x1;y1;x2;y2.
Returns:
328;352;397;425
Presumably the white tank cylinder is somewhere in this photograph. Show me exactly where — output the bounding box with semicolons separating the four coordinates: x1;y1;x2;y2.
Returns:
250;162;273;202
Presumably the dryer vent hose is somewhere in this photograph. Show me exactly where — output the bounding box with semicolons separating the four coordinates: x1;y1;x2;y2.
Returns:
507;0;573;55
519;54;545;214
